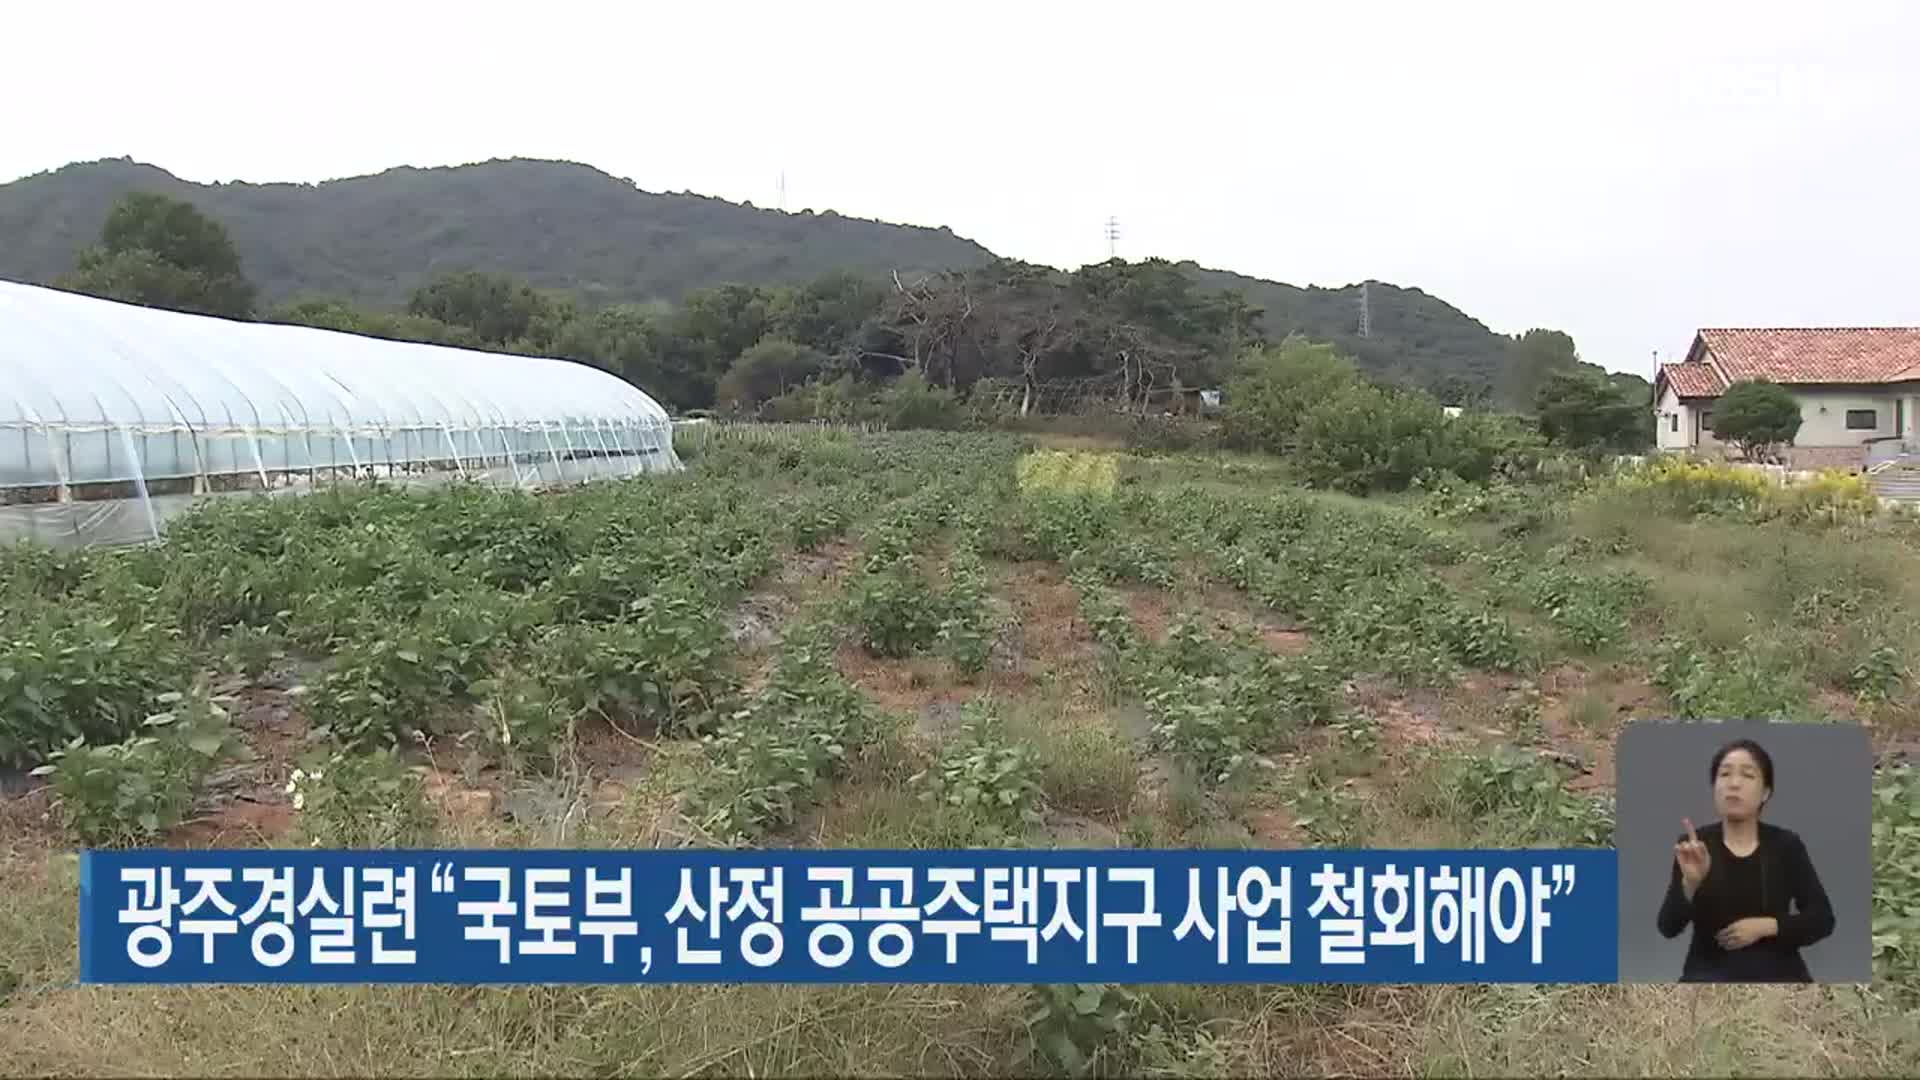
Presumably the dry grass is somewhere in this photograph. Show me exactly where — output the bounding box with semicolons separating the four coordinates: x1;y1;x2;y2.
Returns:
0;971;1028;1077
1412;983;1920;1077
1004;699;1143;824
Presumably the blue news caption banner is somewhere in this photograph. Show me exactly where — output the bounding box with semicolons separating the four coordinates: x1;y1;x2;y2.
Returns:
79;849;1619;985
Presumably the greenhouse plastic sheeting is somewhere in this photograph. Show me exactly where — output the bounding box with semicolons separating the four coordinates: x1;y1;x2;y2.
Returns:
0;280;681;546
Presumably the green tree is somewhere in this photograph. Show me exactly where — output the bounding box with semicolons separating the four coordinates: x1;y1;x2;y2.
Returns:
270;298;484;348
1221;336;1365;451
716;337;832;411
1428;372;1487;408
55;192;257;318
1291;380;1532;492
545;303;659;374
406;271;564;347
645;283;776;408
1712;380;1803;462
1535;368;1649;454
1070;257;1264;387
1502;328;1581;410
1294;382;1462;493
766;271;887;355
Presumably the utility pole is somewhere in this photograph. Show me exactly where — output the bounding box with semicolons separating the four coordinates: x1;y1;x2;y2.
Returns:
1358;281;1372;339
1104;216;1120;260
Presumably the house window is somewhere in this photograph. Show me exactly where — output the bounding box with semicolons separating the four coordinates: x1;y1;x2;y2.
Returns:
1845;409;1878;430
1701;410;1714;433
1669;414;1679;433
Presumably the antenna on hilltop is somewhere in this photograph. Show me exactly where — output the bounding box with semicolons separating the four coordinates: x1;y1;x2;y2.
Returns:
1105;216;1121;260
778;170;787;211
1358;281;1372;339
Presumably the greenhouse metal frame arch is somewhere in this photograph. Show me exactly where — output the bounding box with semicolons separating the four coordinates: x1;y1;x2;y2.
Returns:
0;280;680;547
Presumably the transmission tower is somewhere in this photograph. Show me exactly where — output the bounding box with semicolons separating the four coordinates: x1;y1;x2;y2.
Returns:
778;170;787;211
1105;216;1121;260
1358;281;1372;339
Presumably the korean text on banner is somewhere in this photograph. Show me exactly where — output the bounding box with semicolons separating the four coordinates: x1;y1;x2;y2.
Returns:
79;848;1619;985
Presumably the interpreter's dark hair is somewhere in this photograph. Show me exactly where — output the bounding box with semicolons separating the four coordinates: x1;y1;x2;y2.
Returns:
1710;738;1775;804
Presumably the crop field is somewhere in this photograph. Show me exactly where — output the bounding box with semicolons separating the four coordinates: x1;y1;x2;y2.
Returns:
2;426;1919;1075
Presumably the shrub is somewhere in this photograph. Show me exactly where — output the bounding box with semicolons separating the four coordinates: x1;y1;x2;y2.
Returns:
1124;618;1337;785
1295;382;1455;494
715;337;832;412
219;622;286;679
0;610;191;768
0;540;93;606
535;590;738;738
936;544;996;677
911;708;1045;837
1220;336;1364;452
1087;530;1179;590
31;688;242;846
876;371;965;431
786;495;852;553
846;558;946;658
1440;410;1552;482
1140;677;1260;784
304;633;447;751
687;624;873;843
1071;570;1147;665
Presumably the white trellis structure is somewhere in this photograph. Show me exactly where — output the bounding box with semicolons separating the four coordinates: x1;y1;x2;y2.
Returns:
0;280;680;547
971;370;1220;419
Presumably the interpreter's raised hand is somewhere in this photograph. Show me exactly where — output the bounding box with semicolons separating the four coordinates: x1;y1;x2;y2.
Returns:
1674;817;1710;899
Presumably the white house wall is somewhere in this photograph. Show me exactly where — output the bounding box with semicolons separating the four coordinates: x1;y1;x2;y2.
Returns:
1655;385;1694;449
1791;387;1901;446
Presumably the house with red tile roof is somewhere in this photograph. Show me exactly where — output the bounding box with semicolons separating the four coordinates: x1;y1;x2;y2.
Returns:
1653;328;1920;470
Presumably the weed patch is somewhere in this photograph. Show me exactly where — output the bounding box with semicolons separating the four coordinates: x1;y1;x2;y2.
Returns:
1406;744;1614;846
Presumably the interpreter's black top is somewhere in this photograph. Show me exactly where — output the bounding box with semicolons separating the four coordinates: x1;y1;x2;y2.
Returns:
1656;820;1836;982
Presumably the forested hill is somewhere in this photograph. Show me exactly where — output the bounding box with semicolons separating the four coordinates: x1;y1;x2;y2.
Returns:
0;157;997;308
1189;266;1510;400
0;156;1626;405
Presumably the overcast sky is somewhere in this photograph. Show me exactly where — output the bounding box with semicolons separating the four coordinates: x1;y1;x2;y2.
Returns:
5;1;1918;377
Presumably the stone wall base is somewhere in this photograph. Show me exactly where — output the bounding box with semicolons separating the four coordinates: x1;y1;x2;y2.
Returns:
1660;444;1868;472
1784;445;1868;472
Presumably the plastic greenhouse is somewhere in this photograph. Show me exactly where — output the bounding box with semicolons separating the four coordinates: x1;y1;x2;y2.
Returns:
0;280;681;548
